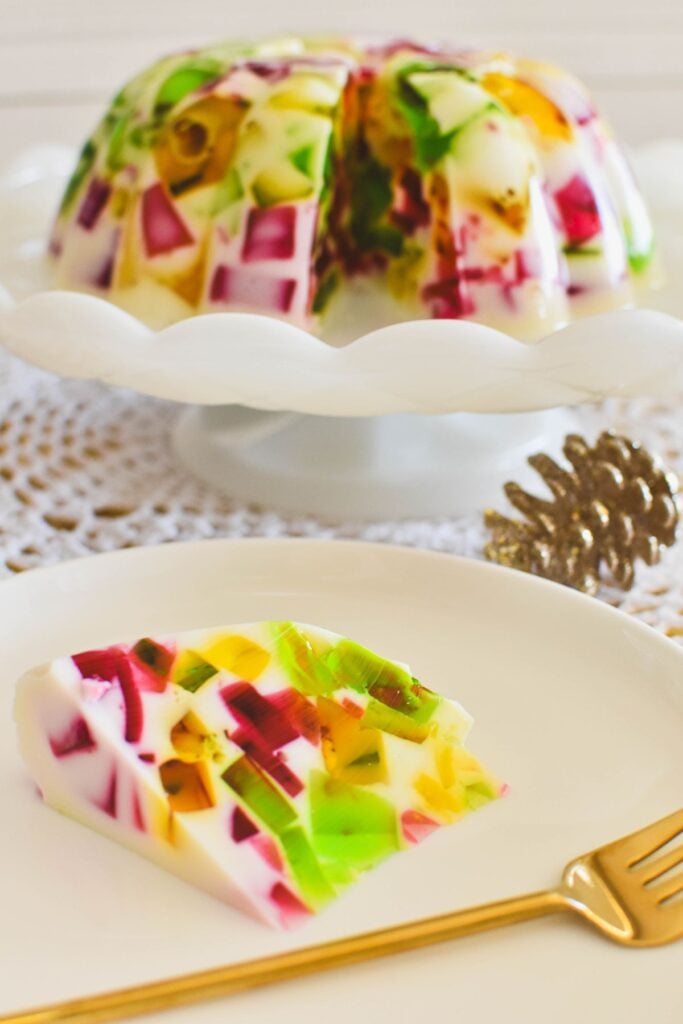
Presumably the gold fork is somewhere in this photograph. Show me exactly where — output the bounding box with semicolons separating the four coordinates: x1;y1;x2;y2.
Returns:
3;808;682;1024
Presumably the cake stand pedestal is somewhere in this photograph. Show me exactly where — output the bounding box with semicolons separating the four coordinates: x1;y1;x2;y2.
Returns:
173;405;578;520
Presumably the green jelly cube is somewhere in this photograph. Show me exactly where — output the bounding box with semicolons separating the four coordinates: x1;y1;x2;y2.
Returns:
222;756;296;835
465;779;498;810
310;771;400;871
289;131;332;190
171;650;217;693
327;639;439;722
626;233;654;273
395;69;458;170
290;143;317;177
311;268;340;315
361;698;429;743
106;115;130;172
278;825;336;909
348;155;402;255
155;59;224;113
272;623;335;696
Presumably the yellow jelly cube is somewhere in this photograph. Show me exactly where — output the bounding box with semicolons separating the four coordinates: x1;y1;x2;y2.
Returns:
481;73;572;142
318;697;388;786
413;772;467;819
202;634;270;681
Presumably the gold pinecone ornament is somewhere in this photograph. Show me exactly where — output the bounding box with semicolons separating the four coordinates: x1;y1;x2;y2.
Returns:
484;432;679;595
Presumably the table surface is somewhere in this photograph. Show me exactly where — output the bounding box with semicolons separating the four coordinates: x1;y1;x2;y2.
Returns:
1;1;683;647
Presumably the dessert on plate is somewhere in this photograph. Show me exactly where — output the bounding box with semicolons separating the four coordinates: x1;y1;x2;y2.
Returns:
15;621;501;928
50;36;655;339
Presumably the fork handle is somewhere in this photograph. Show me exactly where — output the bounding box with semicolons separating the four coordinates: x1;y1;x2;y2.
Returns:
1;890;569;1024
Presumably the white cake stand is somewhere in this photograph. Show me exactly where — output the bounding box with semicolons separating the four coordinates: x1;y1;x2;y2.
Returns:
173;405;581;519
1;143;683;519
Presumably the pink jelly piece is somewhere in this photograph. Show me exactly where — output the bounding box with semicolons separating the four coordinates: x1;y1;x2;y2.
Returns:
242;60;291;83
49;715;96;758
97;770;118;819
554;174;602;246
270;882;311;927
242;205;297;262
210;265;296;312
251;833;284;872
141;183;194;257
230;730;303;797
268;690;321;746
222;683;299;750
77;178;111;230
93;246;117;289
231;805;259;843
129;639;174;693
422;276;475;318
391;167;431;233
132;791;146;833
401;809;441;844
76;647;144;743
73;648;121;682
116;656;144;744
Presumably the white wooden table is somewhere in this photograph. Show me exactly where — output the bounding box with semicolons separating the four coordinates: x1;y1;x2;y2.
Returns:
1;0;682;169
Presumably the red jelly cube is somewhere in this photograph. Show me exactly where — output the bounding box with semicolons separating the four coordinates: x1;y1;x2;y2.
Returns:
401;809;440;844
270;882;310;926
49;716;96;758
231;805;259;843
141;183;194;257
554;174;602;246
209;265;296;313
77;178;111;230
222;683;299;750
73;647;121;682
230;729;303;797
269;689;321;745
241;205;297;262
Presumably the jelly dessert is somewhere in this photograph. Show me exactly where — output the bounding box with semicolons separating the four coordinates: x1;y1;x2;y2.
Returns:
51;37;655;340
15;621;501;927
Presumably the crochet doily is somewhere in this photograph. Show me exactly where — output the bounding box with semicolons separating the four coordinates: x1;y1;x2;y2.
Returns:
2;349;682;645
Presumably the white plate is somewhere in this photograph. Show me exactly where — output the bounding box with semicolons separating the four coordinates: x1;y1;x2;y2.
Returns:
2;145;683;415
1;538;682;1023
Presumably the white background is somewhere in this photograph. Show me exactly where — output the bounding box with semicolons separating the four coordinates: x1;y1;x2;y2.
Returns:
1;0;682;167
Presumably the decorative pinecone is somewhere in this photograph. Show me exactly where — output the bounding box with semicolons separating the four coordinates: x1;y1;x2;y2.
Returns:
484;431;679;595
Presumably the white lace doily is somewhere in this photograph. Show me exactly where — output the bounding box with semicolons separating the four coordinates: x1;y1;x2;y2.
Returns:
1;348;682;645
